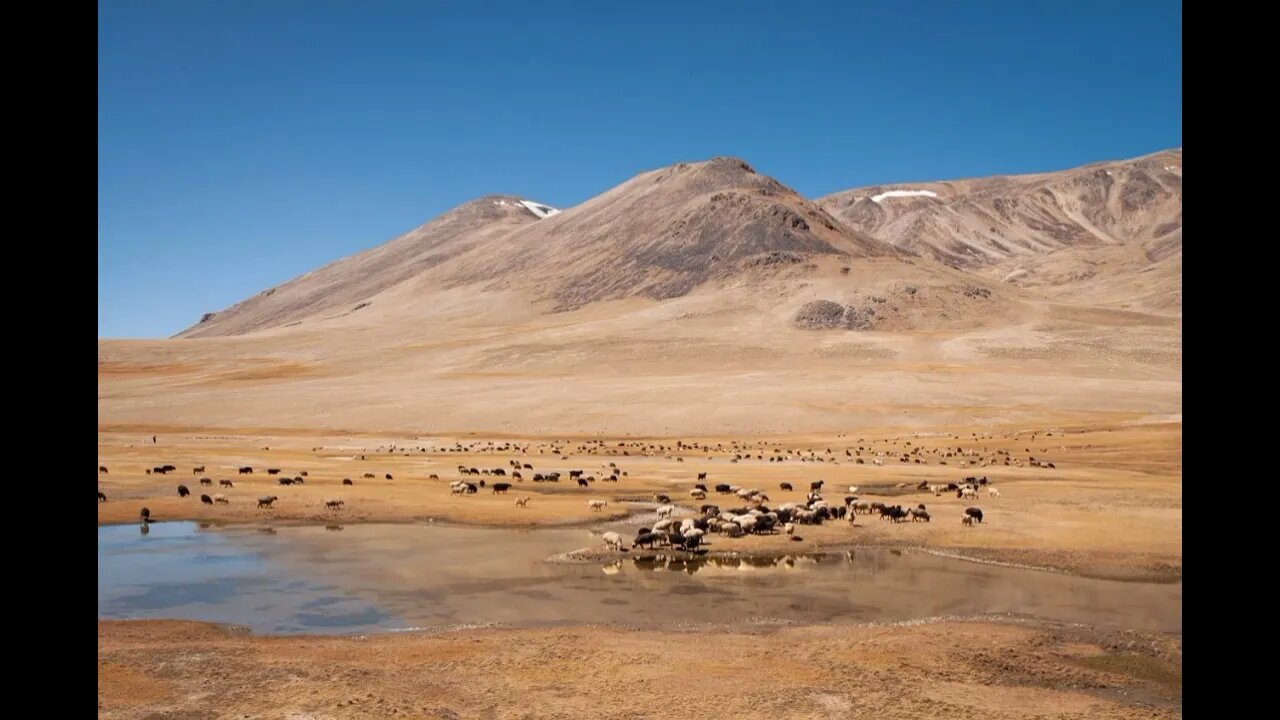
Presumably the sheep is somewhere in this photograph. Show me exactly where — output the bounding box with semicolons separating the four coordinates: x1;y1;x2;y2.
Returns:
515;497;530;508
219;479;234;488
199;477;212;486
910;508;931;522
962;515;976;527
689;489;707;500
257;495;278;508
213;494;229;505
988;487;1001;497
964;507;984;523
652;518;675;533
98;491;108;503
784;522;795;536
959;487;978;499
588;500;608;511
656;504;674;519
99;466;108;474
779;482;793;491
192;465;206;475
602;531;626;551
139;507;151;523
198;494;212;505
492;482;512;494
847;485;859;494
325;499;345;510
177;485;190;498
653;493;671;504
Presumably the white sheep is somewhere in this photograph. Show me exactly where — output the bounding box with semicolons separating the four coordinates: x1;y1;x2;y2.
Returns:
656;504;674;518
588;499;608;511
847;486;859;494
652;518;675;533
988;487;1001;497
784;522;795;536
602;531;625;551
689;489;706;500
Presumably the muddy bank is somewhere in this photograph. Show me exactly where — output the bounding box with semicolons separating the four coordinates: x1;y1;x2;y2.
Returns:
98;618;1182;720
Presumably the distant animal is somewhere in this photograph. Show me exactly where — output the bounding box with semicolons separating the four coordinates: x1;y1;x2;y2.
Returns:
214;494;229;505
779;482;793;491
363;473;376;479
964;507;984;523
988;487;1001;497
342;478;353;485
385;474;393;480
257;495;278;508
653;494;671;504
238;466;253;475
192;466;206;475
200;494;213;505
139;507;151;523
689;489;706;500
962;515;976;527
267;469;281;475
784;522;795;536
219;479;234;487
177;485;190;497
588;500;608;511
577;478;589;488
278;477;295;486
656;504;674;518
602;531;626;551
715;484;732;494
325;499;345;510
492;482;512;494
810;480;824;491
199;477;212;486
515;497;530;508
697;472;707;481
293;476;304;484
910;509;930;522
98;466;108;474
97;491;108;502
465;483;478;494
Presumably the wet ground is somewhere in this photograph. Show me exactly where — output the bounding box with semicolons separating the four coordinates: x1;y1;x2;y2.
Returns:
99;521;1182;635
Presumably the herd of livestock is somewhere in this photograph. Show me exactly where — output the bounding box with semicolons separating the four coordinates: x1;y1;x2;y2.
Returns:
100;454;1000;554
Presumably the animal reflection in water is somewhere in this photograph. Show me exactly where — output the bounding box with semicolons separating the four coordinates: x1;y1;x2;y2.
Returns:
602;552;861;576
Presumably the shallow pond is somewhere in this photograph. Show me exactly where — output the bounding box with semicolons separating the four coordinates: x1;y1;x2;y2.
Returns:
99;522;1181;635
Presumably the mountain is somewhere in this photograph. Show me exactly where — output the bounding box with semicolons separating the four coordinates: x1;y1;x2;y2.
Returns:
178;157;992;339
817;149;1182;311
101;152;1180;437
179;196;546;338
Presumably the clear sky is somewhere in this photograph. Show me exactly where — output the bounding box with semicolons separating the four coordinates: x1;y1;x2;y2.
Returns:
99;0;1182;338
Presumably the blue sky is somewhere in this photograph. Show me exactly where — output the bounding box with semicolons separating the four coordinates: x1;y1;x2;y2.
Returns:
99;0;1182;338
